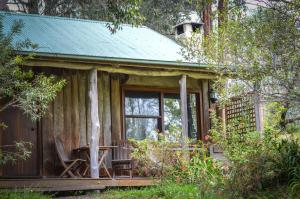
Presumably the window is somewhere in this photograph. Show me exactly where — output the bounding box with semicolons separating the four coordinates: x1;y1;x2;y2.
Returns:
176;25;184;35
124;90;200;140
125;91;161;140
192;23;201;33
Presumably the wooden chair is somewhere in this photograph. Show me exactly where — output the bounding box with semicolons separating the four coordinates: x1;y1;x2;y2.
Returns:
54;136;86;178
112;140;133;178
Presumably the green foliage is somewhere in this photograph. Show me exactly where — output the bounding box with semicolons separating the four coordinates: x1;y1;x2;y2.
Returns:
0;141;32;165
0;190;50;199
4;0;145;33
130;131;190;178
130;130;225;195
100;182;224;199
210;104;300;198
0;17;65;120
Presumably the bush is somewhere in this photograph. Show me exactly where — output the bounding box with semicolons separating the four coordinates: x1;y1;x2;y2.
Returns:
130;131;225;195
210;103;300;198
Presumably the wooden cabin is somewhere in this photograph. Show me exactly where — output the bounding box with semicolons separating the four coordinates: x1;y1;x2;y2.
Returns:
0;12;216;190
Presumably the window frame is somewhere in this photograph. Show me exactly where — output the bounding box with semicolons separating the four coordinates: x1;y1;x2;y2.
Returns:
121;85;202;140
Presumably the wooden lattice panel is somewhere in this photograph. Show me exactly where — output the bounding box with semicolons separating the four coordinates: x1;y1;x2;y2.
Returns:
225;95;256;133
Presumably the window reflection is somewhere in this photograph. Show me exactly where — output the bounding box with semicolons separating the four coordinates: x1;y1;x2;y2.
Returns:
125;91;159;116
125;118;158;140
164;93;182;134
124;90;199;140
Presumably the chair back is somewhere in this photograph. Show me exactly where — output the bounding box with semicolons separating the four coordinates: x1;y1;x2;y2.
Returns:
54;136;69;162
112;140;131;160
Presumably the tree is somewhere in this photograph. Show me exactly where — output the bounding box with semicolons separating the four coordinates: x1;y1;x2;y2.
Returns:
0;17;65;164
3;0;144;32
202;1;300;128
181;0;300;128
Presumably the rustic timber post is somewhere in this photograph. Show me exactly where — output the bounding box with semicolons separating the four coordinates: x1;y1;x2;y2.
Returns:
88;68;100;178
254;83;264;134
179;75;189;140
254;93;264;134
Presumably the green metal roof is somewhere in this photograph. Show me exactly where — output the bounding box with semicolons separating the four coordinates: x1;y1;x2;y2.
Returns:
1;12;204;67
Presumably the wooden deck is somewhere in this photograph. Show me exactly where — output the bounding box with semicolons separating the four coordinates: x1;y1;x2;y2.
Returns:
0;178;158;191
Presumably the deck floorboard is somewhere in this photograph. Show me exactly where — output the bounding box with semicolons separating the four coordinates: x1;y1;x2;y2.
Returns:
0;178;157;191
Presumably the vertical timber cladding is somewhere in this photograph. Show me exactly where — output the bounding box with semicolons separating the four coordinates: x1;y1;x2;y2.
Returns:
42;68;89;176
98;71;112;167
201;80;210;139
0;106;39;177
41;69;113;176
111;74;122;141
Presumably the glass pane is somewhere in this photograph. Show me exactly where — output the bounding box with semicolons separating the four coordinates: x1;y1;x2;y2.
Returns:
188;94;198;139
164;93;182;136
125;118;158;140
125;91;160;116
163;93;198;140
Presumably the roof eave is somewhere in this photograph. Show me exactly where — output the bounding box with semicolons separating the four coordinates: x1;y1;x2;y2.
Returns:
19;51;209;69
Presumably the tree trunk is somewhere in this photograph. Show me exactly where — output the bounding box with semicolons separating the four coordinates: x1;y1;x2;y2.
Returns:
203;4;212;37
218;0;228;28
88;68;100;178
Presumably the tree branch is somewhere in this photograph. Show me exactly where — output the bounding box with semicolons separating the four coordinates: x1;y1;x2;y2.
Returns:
0;100;18;112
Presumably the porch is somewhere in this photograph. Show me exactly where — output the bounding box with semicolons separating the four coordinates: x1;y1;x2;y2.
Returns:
0;67;213;188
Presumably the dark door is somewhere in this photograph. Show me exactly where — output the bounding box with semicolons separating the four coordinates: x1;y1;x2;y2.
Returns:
0;106;39;177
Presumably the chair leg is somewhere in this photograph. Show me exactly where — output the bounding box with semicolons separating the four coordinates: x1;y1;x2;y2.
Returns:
112;166;115;179
60;161;78;178
130;170;133;178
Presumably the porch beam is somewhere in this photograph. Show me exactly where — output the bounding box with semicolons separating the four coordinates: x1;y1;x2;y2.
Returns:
88;68;100;178
179;75;189;139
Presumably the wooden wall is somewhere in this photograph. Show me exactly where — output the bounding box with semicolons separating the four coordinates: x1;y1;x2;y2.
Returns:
37;68;112;177
0;69;210;177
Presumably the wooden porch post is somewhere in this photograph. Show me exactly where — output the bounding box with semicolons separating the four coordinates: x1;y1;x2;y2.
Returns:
179;75;189;139
88;68;100;178
254;82;264;134
254;93;264;134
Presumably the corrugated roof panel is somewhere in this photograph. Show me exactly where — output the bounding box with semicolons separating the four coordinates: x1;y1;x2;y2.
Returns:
2;12;189;64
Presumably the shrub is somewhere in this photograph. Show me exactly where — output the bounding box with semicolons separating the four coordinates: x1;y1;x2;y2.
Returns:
210;102;300;198
130;131;225;195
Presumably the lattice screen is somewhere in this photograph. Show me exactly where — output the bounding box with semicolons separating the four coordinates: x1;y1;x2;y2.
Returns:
225;94;256;133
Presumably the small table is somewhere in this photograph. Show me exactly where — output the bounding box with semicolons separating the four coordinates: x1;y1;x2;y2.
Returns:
73;145;117;178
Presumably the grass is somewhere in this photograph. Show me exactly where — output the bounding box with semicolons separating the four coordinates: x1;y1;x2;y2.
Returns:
0;190;50;199
98;183;224;199
98;182;299;199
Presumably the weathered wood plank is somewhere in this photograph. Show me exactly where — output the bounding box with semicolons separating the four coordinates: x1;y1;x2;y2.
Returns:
98;72;104;146
102;72;112;167
86;74;92;145
103;73;111;146
63;71;72;154
53;89;64;138
88;68;100;178
202;80;210;138
125;75;201;89
78;71;87;147
42;102;54;176
0;178;158;191
71;72;80;149
111;75;122;141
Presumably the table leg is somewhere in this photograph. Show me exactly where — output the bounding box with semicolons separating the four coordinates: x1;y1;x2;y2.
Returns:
99;150;112;179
